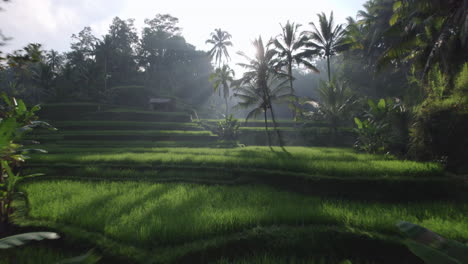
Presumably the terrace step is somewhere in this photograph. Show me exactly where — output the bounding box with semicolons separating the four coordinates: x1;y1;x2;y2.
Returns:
24;165;464;202
81;110;191;122
62;134;217;141
29;130;216;142
52;121;204;131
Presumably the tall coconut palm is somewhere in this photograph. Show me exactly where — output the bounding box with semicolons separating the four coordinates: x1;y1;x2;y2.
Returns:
271;21;319;95
234;76;290;147
306;79;356;144
236;36;290;147
46;50;63;74
205;29;233;67
271;21;319;119
209;65;235;118
306;11;349;82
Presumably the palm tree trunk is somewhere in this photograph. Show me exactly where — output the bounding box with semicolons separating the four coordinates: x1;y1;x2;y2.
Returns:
327;55;331;83
104;56;108;92
288;62;297;120
264;108;271;147
225;96;229;118
331;118;338;146
288;63;294;94
269;106;285;148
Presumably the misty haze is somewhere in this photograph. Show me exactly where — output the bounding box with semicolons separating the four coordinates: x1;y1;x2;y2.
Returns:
0;0;467;263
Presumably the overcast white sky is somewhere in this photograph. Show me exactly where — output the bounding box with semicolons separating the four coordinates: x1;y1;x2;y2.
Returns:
0;0;366;68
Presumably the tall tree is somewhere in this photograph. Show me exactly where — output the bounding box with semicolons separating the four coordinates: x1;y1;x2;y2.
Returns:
271;21;319;94
67;27;99;98
94;35;114;92
306;11;349;82
46;50;63;74
70;27;98;60
237;37;289;147
209;65;235;118
306;80;356;144
206;29;233;67
107;17;139;86
234;76;290;147
271;21;319;119
6;43;43;102
342;0;412;99
138;14;186;93
383;0;468;84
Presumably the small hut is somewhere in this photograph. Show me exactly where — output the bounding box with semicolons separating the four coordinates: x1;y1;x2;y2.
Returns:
149;97;176;111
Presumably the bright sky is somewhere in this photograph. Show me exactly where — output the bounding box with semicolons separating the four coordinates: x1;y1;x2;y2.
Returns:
0;0;366;71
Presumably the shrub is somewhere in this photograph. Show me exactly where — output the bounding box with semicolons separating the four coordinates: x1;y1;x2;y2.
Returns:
215;115;240;141
0;93;54;226
409;64;468;171
354;98;409;154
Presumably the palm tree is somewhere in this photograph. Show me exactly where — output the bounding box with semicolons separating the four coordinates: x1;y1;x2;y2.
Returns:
205;29;233;67
236;36;290;147
383;0;467;82
209;65;235;118
271;21;319;94
234;76;290;147
305;11;349;82
46;50;63;74
305;79;356;144
271;21;319;119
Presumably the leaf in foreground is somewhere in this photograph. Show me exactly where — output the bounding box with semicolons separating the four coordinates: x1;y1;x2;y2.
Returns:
0;232;60;249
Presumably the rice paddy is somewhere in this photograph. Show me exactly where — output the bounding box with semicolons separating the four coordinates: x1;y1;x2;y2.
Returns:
3;106;466;263
21;181;468;246
28;147;442;179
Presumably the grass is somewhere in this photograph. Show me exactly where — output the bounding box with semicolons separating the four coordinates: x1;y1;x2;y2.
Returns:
21;181;468;248
80;110;192;122
213;255;376;264
0;246;100;264
105;108;189;116
26;140;238;149
0;246;69;264
27;130;217;143
238;127;351;131
27;147;443;179
34;130;213;136
52;121;203;130
23;167;240;185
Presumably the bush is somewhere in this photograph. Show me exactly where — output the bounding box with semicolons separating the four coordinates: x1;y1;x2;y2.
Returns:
409;64;468;172
0;94;54;226
215;115;240;141
354;98;410;154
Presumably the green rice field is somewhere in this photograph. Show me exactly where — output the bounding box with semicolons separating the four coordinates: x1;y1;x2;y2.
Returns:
2;104;466;264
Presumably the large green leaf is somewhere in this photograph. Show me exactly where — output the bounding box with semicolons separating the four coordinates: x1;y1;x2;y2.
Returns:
0;232;60;249
398;221;468;263
404;241;461;264
16;99;27;115
354;117;363;129
0;118;17;150
367;99;377;112
1;93;12;106
377;98;386;110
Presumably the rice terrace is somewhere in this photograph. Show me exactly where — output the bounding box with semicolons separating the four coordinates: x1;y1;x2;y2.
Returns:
0;0;467;263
